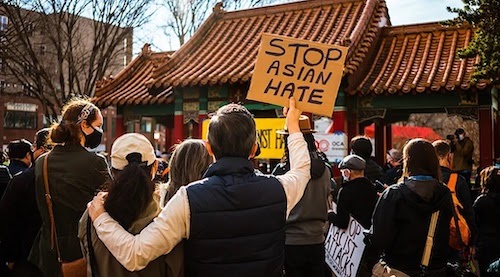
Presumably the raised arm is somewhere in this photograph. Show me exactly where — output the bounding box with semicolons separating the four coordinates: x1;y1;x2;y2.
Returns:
88;187;190;271
275;98;311;218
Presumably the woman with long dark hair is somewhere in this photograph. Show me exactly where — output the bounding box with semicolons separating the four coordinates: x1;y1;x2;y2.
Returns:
474;166;500;276
79;133;167;276
369;138;453;276
30;98;111;276
158;139;212;277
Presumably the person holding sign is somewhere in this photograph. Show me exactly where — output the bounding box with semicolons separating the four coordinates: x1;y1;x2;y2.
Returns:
328;154;378;276
86;98;311;277
368;139;453;276
272;116;332;277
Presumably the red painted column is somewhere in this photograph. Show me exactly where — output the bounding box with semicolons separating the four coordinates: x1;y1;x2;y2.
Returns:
173;112;183;144
478;107;494;167
332;109;347;133
374;119;386;166
347;112;359;150
115;116;125;137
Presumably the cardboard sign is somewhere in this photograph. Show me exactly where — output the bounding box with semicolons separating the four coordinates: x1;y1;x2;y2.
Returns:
202;118;286;159
248;33;348;117
313;132;348;163
325;202;366;277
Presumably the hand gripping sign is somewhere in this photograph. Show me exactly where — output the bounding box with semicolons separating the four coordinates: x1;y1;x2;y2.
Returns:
248;33;348;117
325;203;367;277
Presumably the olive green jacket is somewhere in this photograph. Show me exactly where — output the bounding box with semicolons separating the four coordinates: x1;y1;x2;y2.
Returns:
29;144;111;276
453;137;474;172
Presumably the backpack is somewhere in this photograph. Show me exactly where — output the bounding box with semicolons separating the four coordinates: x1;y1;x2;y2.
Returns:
448;173;471;250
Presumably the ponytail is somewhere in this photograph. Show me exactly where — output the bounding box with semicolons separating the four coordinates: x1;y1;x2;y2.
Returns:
104;162;154;230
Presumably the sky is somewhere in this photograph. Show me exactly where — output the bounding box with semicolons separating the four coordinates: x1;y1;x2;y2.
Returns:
133;0;465;55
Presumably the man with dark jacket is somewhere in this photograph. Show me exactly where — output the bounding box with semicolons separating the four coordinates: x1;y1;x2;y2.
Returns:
272;116;332;277
350;136;384;183
433;140;476;254
328;154;378;276
0;129;51;276
0;139;32;197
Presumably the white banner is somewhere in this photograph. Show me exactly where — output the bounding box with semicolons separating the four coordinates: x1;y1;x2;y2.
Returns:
313;132;348;163
325;203;366;277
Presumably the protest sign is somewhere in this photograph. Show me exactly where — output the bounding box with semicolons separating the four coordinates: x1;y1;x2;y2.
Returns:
325;202;366;277
202;118;286;159
247;33;348;117
313;132;348;163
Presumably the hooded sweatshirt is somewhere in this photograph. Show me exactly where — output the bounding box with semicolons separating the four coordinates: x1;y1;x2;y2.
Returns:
370;178;453;274
273;158;332;245
473;192;500;272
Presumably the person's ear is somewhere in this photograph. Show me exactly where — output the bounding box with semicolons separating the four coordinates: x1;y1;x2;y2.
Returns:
248;143;258;159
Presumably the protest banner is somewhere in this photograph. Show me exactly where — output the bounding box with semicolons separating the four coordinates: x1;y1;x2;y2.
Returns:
202;118;286;159
247;33;348;117
325;202;366;277
313;132;348;163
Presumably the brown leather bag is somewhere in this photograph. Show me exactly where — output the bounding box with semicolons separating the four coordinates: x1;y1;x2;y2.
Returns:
43;154;87;277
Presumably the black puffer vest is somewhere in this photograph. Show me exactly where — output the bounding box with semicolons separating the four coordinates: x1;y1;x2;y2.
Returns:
185;157;287;277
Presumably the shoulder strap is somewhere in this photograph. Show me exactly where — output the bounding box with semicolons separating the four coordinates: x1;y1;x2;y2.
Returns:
421;211;440;271
447;173;458;193
43;154;63;262
87;215;97;277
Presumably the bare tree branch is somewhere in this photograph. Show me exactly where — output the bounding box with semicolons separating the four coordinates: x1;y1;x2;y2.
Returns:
0;0;152;118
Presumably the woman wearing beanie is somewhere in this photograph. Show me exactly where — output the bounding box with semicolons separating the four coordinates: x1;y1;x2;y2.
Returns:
30;99;111;276
369;139;453;276
79;133;167;277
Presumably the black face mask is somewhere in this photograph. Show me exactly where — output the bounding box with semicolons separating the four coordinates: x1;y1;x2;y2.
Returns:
84;126;103;149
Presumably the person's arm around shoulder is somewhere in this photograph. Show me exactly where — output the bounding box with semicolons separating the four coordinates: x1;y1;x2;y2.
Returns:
275;98;311;218
88;186;190;271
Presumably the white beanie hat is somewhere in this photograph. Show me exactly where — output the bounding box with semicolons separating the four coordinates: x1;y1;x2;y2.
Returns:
111;133;156;170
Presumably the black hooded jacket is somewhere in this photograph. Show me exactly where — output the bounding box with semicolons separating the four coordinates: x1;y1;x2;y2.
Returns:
473;192;500;271
370;178;453;274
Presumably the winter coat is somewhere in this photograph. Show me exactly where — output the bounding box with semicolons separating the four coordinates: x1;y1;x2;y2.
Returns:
0;166;42;263
274;158;332;245
473;192;500;275
79;198;169;277
452;137;474;172
328;177;378;229
29;145;111;276
364;158;384;183
370;178;453;275
441;167;476;243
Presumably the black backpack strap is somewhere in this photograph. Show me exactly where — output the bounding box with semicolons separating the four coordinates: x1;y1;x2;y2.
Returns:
87;215;97;277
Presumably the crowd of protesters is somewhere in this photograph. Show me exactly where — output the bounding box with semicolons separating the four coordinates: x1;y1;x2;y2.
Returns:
0;97;499;277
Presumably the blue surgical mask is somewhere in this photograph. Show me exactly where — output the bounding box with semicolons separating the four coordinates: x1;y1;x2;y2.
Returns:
494;163;500;169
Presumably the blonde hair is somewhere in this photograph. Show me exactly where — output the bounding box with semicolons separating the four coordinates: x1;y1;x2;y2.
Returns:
164;139;212;202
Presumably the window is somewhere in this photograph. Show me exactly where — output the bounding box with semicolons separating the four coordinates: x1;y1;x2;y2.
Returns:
0;16;8;31
4;111;37;129
140;117;152;133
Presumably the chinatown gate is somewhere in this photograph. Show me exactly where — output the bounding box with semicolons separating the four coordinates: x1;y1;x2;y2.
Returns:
93;0;499;169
